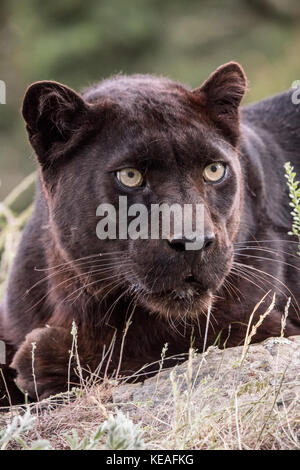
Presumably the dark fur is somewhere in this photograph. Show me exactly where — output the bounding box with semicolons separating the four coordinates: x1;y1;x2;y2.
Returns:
0;62;299;405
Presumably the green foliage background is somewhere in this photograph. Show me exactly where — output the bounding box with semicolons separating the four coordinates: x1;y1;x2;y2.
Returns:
1;0;300;200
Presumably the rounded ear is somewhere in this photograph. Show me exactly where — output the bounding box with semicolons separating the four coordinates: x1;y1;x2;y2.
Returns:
22;81;90;166
193;62;247;145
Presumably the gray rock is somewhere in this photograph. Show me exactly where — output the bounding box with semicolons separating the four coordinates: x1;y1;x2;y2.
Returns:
113;336;300;424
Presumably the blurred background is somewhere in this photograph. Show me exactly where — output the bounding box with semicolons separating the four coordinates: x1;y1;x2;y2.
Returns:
1;0;300;200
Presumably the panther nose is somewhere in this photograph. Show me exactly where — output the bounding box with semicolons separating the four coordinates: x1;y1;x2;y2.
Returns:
167;233;215;252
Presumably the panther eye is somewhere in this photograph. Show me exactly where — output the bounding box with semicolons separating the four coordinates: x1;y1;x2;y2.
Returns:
203;162;226;183
116;168;144;188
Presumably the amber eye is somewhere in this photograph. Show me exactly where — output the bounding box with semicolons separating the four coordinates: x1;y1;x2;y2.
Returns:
116;168;144;188
203;162;226;183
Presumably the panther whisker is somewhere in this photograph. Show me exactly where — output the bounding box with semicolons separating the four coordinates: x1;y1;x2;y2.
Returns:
234;245;299;259
25;262;133;312
234;250;300;271
27;257;131;294
60;270;133;308
230;266;270;294
234;239;299;245
233;262;300;317
34;250;129;272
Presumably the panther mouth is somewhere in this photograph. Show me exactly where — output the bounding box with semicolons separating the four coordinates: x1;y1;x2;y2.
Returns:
147;275;208;303
128;270;216;317
130;274;214;317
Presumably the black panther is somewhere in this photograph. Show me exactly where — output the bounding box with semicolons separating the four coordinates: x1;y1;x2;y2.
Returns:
0;62;299;404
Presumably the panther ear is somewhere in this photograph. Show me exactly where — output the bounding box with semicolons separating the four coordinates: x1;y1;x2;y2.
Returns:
22;81;90;166
193;62;247;145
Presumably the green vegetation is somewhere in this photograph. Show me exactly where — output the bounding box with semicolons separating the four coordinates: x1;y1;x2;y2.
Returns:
0;408;144;450
285;162;300;255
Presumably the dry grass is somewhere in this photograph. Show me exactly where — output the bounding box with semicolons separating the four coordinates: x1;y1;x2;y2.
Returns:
1;336;299;450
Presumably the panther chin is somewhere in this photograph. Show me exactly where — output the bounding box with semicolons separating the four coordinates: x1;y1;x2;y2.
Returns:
136;282;214;318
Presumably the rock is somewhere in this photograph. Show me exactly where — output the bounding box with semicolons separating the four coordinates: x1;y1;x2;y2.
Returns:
113;336;300;424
